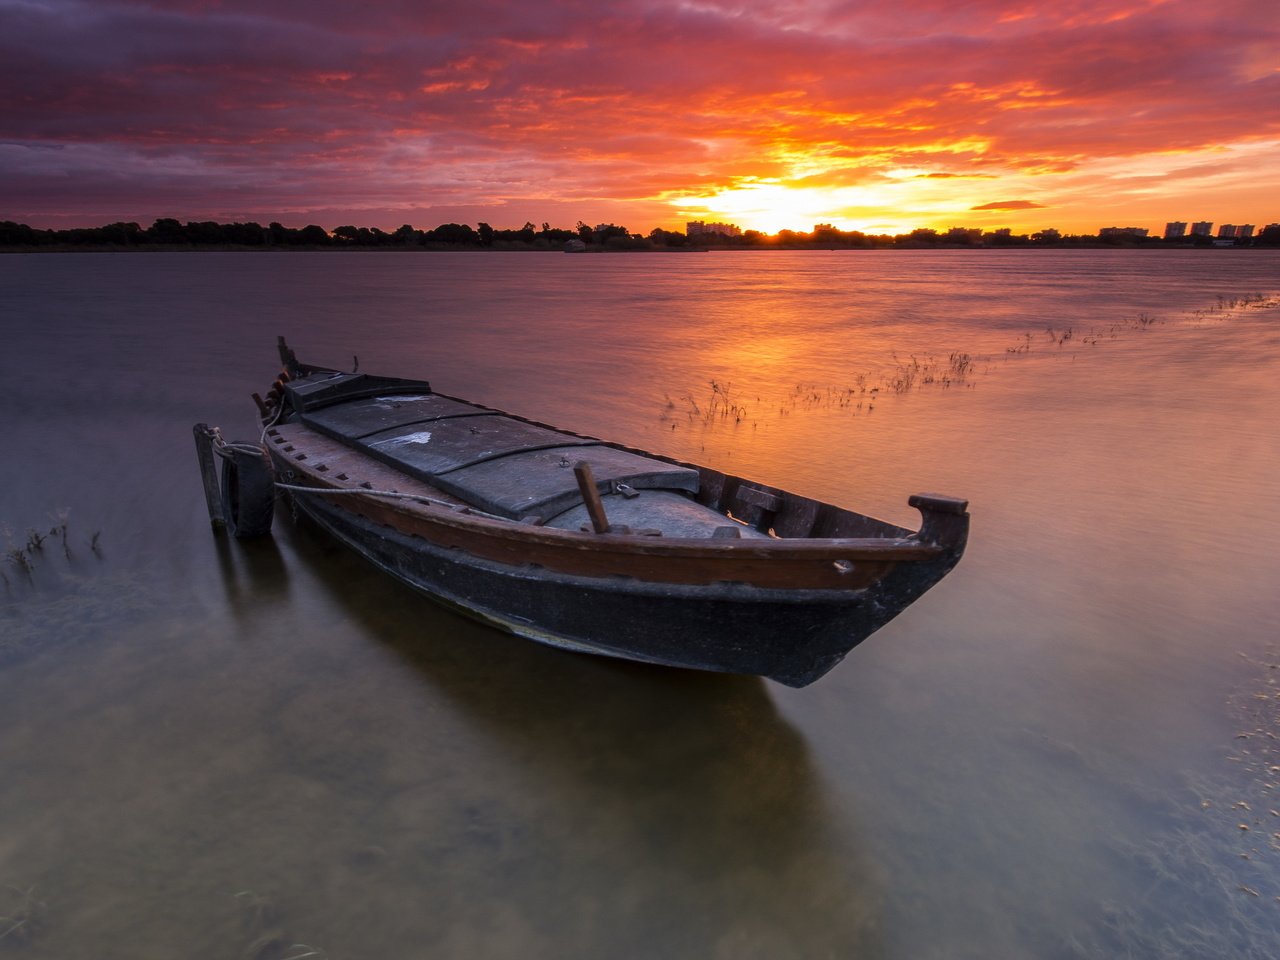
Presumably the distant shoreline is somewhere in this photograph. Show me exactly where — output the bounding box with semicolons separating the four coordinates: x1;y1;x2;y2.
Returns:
6;218;1275;252
3;244;1275;255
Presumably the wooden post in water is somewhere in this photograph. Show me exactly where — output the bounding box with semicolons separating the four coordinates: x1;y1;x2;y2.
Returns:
193;423;225;527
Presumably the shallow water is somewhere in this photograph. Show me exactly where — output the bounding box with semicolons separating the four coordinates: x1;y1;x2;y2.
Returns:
1;249;1279;958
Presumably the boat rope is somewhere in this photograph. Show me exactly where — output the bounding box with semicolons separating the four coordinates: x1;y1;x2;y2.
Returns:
209;429;263;462
213;441;263;459
272;481;512;523
209;404;285;463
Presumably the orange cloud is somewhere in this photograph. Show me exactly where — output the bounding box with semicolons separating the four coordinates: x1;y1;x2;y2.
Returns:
971;200;1047;210
0;0;1276;234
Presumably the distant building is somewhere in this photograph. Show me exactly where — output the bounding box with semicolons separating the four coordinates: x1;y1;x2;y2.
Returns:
1164;221;1187;239
686;220;742;237
1099;226;1149;238
1214;224;1255;241
1191;221;1213;236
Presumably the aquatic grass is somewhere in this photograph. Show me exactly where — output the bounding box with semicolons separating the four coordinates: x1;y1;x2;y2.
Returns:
663;380;760;429
4;548;32;576
3;523;34;583
51;508;71;559
653;288;1280;436
2;513;102;588
0;884;46;945
1190;293;1278;324
234;889;328;960
706;380;753;425
280;946;328;960
1006;332;1036;355
1067;645;1280;959
234;889;277;929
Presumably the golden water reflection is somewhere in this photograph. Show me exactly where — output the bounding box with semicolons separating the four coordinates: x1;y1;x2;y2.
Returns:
3;250;1280;958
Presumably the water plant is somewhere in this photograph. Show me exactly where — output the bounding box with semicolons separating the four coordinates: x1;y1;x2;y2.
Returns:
1;513;103;593
51;509;71;558
654;287;1278;435
4;542;32;581
0;884;46;945
234;889;328;960
1066;643;1279;959
663;380;759;429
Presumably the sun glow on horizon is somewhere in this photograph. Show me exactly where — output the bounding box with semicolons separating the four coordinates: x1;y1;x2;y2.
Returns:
671;178;953;236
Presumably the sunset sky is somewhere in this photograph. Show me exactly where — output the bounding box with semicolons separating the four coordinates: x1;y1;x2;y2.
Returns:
2;0;1277;236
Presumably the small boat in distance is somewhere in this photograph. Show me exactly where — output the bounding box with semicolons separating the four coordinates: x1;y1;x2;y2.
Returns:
194;338;969;687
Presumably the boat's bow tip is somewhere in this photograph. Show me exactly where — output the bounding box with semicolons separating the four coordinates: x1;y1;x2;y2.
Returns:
907;492;970;549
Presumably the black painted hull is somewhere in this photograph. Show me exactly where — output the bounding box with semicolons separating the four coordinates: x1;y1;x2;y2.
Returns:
289;491;958;687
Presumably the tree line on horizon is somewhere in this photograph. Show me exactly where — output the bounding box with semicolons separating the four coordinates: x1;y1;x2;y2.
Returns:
2;217;1278;250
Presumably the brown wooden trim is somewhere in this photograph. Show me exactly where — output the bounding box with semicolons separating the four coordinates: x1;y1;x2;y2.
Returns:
267;423;947;590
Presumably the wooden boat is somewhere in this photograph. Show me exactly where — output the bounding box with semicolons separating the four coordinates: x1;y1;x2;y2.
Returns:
194;337;969;687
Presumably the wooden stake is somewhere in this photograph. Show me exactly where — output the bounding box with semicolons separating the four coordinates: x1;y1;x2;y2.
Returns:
574;461;611;534
192;422;225;527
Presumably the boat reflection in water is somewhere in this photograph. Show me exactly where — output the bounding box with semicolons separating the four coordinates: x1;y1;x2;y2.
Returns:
268;509;887;957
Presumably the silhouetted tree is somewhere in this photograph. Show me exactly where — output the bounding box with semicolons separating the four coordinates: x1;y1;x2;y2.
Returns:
393;224;422;245
147;218;186;244
943;226;981;246
647;228;686;247
297;225;331;245
426;223;480;246
812;224;843;245
0;221;48;245
902;228;940;246
266;221;294;245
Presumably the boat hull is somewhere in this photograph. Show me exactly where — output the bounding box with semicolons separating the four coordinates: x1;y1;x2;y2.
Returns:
202;338;971;687
286;488;960;687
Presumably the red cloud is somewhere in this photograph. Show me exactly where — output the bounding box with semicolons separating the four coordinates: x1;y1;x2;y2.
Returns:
0;0;1276;229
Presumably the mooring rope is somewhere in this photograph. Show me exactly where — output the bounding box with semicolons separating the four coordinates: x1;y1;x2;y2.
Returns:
209;402;285;462
209;428;262;462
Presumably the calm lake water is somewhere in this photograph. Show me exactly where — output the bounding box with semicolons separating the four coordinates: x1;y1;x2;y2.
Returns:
1;249;1278;959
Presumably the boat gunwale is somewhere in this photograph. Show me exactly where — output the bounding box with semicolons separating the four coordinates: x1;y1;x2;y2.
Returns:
266;424;948;563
